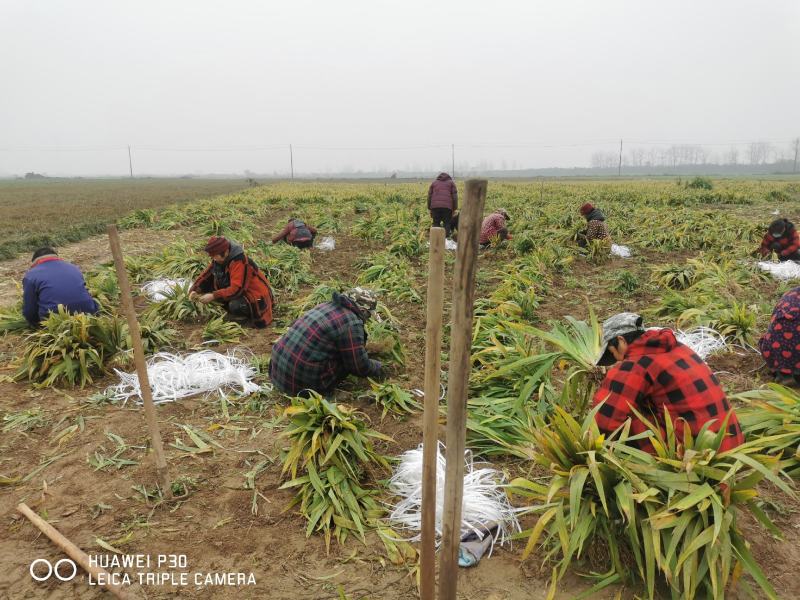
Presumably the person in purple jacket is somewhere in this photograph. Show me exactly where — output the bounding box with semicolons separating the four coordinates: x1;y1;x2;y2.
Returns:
22;247;99;327
427;172;458;238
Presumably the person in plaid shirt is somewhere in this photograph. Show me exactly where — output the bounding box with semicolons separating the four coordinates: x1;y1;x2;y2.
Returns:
269;288;382;396
593;312;744;454
479;208;511;247
758;218;800;261
758;286;800;385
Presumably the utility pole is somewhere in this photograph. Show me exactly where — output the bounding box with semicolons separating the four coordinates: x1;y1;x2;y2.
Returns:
793;137;799;173
451;144;455;178
127;145;133;178
289;144;294;180
618;139;623;177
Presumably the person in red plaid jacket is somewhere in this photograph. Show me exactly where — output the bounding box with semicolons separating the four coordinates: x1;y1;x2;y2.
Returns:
269;288;382;396
758;218;800;261
593;312;744;454
479;208;512;247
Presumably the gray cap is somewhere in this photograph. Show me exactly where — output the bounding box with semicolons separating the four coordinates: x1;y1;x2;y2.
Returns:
598;312;645;366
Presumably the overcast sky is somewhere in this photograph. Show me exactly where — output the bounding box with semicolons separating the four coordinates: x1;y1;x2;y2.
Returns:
0;0;798;176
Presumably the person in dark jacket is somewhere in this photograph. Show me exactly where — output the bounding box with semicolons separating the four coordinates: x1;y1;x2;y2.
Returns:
578;203;611;247
269;288;382;396
427;172;458;238
271;218;317;249
759;218;800;261
22;247;100;327
190;236;274;328
759;286;800;386
593;312;744;454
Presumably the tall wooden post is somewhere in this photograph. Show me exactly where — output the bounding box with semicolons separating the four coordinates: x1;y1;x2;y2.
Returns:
107;225;171;498
438;179;486;600
420;227;445;600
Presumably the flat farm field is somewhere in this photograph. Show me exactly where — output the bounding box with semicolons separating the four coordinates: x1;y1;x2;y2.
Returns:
2;178;800;599
0;178;254;260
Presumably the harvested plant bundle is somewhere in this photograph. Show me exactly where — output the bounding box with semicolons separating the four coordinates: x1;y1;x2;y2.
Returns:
16;307;125;387
510;406;793;600
360;379;420;420
280;393;392;549
735;383;800;477
202;316;244;344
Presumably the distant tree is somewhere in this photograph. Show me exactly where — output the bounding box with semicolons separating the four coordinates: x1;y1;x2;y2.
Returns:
748;142;772;165
24;172;45;179
724;147;739;165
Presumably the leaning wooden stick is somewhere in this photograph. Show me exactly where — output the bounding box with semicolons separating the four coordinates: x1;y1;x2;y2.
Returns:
17;502;135;600
438;180;487;600
107;225;172;498
420;226;446;600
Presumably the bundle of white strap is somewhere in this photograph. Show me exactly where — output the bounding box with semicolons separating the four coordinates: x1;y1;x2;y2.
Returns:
387;442;520;555
105;349;261;405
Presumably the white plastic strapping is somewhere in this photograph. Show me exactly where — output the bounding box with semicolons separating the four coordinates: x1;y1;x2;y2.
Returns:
611;244;632;258
315;236;336;251
387;442;521;554
674;327;728;360
141;279;190;302
757;261;800;281
105;349;261;405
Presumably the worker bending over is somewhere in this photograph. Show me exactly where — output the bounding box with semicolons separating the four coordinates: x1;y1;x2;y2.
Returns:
478;208;511;248
759;218;800;261
272;217;317;249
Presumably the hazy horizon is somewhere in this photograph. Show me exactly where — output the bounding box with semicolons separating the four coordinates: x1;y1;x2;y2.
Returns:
1;1;798;177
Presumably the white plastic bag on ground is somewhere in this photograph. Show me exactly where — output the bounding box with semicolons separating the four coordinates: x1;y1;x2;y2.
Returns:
757;261;800;281
611;244;632;258
426;239;458;251
315;236;335;251
141;279;190;302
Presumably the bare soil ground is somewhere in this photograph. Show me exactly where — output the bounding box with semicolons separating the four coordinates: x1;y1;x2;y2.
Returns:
1;227;799;599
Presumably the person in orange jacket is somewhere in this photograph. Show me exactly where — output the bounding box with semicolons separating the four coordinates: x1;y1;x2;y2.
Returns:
190;236;274;328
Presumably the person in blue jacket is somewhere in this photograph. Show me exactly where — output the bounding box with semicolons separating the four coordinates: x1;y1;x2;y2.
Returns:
22;247;99;327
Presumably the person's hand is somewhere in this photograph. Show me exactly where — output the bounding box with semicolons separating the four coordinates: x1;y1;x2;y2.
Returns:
188;290;198;301
198;293;215;304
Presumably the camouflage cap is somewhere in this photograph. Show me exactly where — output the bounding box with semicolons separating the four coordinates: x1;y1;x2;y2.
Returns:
598;312;645;366
345;287;378;315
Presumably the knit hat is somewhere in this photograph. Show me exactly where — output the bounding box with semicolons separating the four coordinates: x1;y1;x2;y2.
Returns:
580;203;594;216
204;236;231;255
345;287;378;316
597;312;645;366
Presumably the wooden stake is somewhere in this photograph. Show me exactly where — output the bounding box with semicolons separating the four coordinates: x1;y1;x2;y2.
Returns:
107;225;172;498
17;502;136;600
420;226;446;600
438;179;486;600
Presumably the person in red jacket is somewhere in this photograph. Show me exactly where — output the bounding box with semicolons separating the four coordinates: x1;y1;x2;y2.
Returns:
427;172;458;238
593;312;744;454
759;218;800;261
190;236;274;328
271;217;317;249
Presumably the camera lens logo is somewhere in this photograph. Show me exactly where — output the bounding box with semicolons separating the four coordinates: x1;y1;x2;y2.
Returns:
30;558;78;582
